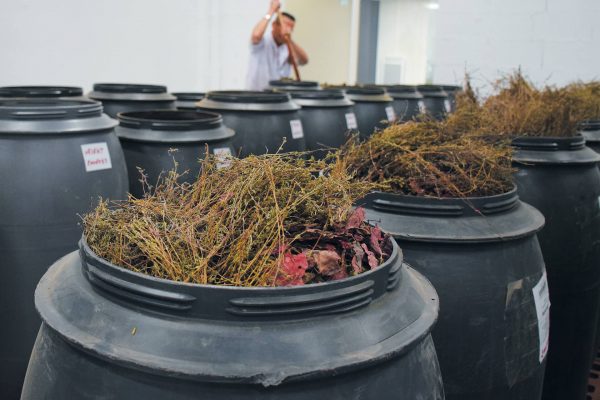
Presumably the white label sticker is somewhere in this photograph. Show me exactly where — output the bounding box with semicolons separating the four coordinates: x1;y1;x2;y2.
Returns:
81;142;112;172
444;99;452;113
345;112;358;130
290;119;304;139
213;147;232;169
385;106;396;122
532;272;551;363
418;100;426;113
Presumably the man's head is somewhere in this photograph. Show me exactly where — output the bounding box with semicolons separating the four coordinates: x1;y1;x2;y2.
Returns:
272;12;296;45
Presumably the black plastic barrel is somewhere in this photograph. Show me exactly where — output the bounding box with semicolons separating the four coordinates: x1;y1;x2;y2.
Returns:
385;85;425;122
581;120;600;154
417;85;450;120
289;90;356;157
0;99;128;399
89;83;176;119
0;85;85;99
22;238;445;400
269;79;321;91
439;85;462;113
330;86;395;139
197;91;306;157
116;110;235;198
361;189;547;400
512;136;600;400
173;92;205;110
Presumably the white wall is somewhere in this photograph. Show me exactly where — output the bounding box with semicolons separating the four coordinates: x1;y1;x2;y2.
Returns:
0;0;265;92
286;0;360;84
376;0;436;84
430;0;600;91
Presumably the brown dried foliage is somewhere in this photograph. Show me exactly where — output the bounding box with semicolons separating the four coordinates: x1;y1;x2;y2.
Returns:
482;71;582;137
83;154;391;287
564;81;600;123
337;114;514;198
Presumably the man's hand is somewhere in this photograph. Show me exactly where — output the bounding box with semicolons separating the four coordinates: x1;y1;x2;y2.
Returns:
268;0;281;15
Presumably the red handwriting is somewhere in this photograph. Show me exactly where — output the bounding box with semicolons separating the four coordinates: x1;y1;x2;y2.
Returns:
84;147;105;155
87;158;109;166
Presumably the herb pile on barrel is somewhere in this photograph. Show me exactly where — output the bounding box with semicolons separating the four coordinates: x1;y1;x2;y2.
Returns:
83;154;390;287
482;71;583;137
564;81;600;123
337;111;514;198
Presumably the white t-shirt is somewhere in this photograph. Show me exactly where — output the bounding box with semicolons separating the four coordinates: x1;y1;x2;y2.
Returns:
245;26;292;91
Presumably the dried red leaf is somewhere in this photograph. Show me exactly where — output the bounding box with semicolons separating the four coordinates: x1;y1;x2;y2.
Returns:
340;240;353;250
312;250;342;276
283;253;308;277
409;179;425;195
361;243;379;269
324;243;337;252
331;268;349;280
346;207;366;230
370;226;383;256
275;252;308;286
352;243;365;274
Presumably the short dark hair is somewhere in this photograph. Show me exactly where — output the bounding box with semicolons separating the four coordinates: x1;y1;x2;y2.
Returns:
281;11;296;22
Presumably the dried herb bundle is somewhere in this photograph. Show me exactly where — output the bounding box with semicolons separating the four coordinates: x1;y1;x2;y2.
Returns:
83;154;391;287
337;116;514;198
565;81;600;123
482;71;581;137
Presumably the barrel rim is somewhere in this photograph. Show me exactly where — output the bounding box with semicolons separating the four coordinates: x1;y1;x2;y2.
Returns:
93;83;168;94
360;187;546;243
331;87;393;103
580;119;600;132
34;247;440;385
117;110;224;130
198;91;300;112
416;85;449;98
0;99;111;124
512;135;600;164
89;83;176;102
289;90;355;107
78;235;399;294
0;85;84;98
172;92;206;101
269;79;321;89
438;84;463;93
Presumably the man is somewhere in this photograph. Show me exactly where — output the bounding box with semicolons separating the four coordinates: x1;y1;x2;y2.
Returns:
246;0;309;91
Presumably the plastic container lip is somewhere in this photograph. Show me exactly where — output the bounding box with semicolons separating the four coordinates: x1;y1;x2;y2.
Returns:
289;89;346;100
0;98;103;119
384;85;419;93
0;85;84;98
117;110;223;130
269;80;320;88
206;90;292;104
79;235;399;292
439;84;462;92
172;92;206;101
580;120;600;131
93;83;168;94
330;86;387;96
511;134;586;150
364;186;519;217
